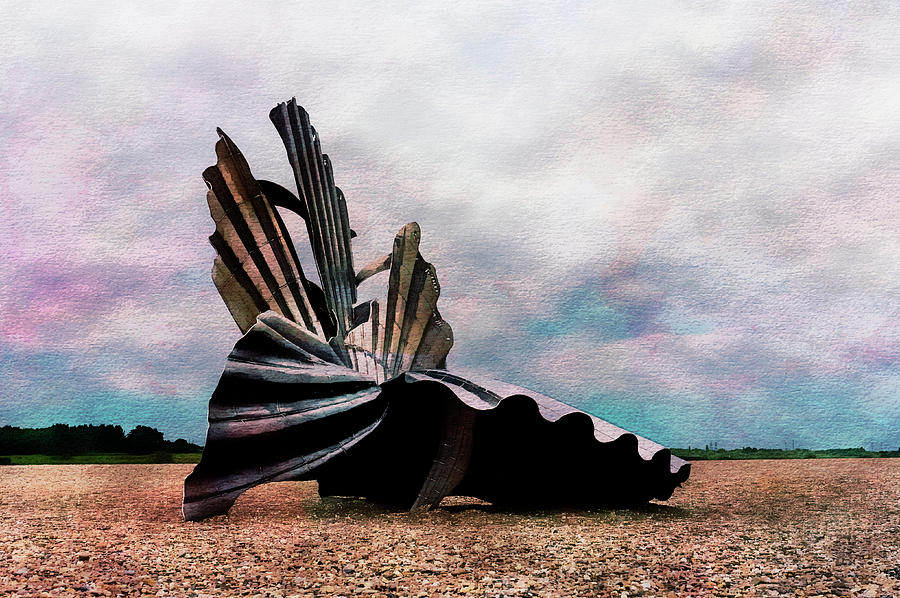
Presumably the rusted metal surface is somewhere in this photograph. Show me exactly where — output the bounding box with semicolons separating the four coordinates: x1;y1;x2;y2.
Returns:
183;99;690;521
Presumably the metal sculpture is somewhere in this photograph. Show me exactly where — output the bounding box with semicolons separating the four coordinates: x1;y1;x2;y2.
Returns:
182;99;690;521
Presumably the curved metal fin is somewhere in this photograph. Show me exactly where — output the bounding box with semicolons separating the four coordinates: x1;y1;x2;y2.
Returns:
269;100;356;341
411;308;454;371
256;178;337;336
355;254;392;286
410;399;476;512
204;130;323;336
257;179;309;222
352;223;454;382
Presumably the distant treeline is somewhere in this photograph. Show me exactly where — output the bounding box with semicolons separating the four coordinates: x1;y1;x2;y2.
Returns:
671;446;900;460
0;424;202;456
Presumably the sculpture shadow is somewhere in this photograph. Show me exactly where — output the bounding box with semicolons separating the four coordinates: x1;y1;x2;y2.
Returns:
304;492;690;523
434;499;690;521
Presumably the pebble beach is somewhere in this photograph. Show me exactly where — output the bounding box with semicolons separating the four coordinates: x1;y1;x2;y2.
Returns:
1;459;898;597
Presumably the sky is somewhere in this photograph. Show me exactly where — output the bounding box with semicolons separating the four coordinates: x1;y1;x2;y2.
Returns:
0;2;897;449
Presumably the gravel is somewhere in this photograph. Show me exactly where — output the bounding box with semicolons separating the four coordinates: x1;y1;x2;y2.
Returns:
1;459;898;597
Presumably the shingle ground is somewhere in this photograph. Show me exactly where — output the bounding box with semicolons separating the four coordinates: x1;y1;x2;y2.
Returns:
1;459;898;597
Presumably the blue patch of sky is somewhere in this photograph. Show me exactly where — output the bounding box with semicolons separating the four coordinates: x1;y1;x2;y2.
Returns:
0;342;212;444
0;388;209;445
578;373;900;451
524;285;629;342
659;304;717;336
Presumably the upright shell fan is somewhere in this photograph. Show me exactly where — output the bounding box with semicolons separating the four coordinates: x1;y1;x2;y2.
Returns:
182;99;690;521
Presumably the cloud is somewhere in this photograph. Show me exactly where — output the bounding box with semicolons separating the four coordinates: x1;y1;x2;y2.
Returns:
1;1;897;448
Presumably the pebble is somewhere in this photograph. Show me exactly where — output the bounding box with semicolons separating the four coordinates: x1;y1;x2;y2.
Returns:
0;461;897;597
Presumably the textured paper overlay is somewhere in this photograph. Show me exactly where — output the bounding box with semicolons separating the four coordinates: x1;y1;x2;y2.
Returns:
0;2;897;450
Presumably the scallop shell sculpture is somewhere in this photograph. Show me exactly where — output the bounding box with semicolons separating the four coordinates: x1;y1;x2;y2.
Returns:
182;99;690;521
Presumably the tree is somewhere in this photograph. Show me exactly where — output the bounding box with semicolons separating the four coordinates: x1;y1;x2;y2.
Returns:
125;426;165;454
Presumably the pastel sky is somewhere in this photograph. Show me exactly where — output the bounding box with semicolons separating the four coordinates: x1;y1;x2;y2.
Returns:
1;2;897;448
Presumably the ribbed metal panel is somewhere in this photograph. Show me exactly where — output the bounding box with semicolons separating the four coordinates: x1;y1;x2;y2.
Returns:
269;100;356;340
203;130;321;336
184;313;689;520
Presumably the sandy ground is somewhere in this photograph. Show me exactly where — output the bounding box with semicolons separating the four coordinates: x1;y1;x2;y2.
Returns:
1;459;898;598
